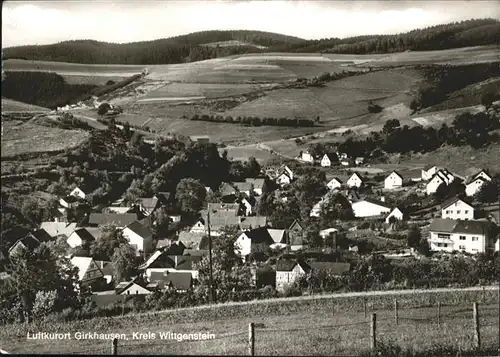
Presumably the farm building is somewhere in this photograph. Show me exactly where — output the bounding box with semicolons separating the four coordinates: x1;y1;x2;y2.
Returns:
441;197;475;221
384;171;403;190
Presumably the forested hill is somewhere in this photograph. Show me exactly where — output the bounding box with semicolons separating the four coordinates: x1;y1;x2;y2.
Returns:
3;19;499;65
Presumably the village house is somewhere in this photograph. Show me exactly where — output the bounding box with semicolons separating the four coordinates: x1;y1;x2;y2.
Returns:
288;220;307;251
189;220;205;234
428;218;497;254
135;193;169;216
320;154;334;167
59;195;81;209
421;165;439;181
141;252;201;280
240;196;254;216
275;259;310;292
69;187;87;199
352;198;392;218
70;256;104;286
426;169;455;195
465;177;489;197
355;157;364;166
326;177;343;191
245;178;266;195
40;222;77;238
441;197;475;220
121;221;154;255
385;207;405;224
235;227;275;260
116;280;152;295
319;227;338;240
8;229;52;258
471;170;492;182
147;271;193;293
67;227;97;248
310;196;327;217
346;173;363;188
276;172;292;186
298;151;314;163
384;171;403;190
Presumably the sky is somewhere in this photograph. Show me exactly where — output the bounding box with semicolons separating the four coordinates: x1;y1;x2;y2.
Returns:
2;1;500;48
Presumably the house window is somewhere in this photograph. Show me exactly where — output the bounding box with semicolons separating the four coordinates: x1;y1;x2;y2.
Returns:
459;245;465;250
459;236;466;240
472;237;478;241
457;210;461;214
446;210;450;214
465;210;468;215
472;249;478;253
438;234;450;239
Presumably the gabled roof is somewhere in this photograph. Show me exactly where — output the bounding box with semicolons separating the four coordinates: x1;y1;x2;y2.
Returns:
29;229;52;243
308;262;350;275
327;177;343;184
183;249;208;257
89;213;137;227
454;220;495;235
428;218;459;233
155;192;171;205
70;257;102;281
124;221;153;239
105;206;134;214
423;164;438;171
267;229;286;244
245;178;265;189
167;255;203;270
348;172;363;181
276;259;310;272
386;171;403;180
441;197;474;210
9;235;40;253
156;239;172;250
240;227;274;245
40;222;77;238
71;228;97;243
472;170;492;181
178;232;204;248
115;279;150;295
288;220;304;231
137;197;159;211
240;216;267;230
150;271;192;290
60;195;79;204
219;182;238;196
466;176;489;186
207;202;240;212
233;182;253;192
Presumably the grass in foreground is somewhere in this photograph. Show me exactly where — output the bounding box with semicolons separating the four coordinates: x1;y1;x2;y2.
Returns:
1;289;498;355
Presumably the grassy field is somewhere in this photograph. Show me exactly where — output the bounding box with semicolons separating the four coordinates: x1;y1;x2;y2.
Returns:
1;98;50;112
1;121;89;158
1;288;497;355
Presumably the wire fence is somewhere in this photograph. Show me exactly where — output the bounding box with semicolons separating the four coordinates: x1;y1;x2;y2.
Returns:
3;299;499;355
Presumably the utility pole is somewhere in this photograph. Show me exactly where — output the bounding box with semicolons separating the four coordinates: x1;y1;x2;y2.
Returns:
207;209;214;304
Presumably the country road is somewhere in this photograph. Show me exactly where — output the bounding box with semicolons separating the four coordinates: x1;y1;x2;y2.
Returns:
121;285;499;319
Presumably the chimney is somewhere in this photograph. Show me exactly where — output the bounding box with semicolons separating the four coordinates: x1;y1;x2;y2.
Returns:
380;196;385;202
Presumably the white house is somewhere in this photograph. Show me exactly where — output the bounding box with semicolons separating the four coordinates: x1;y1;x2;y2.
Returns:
299;151;314;163
347;173;363;188
70;257;104;285
465;177;489;197
326;177;342;190
421;165;438;181
284;166;294;180
67;228;97;248
319;228;338;239
441;197;475;220
426;170;455;195
234;227;274;260
428;218;495;254
320;154;333;167
352;199;391;218
384;171;403;190
121;221;154;255
70;187;86;199
276;173;291;186
116;281;152;295
189;220;205;234
355;157;364;166
385;207;404;224
310;197;325;218
338;152;348;160
240;197;253;216
275;260;310;292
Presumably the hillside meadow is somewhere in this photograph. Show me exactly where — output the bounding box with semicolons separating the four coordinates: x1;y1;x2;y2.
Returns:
1;288;498;355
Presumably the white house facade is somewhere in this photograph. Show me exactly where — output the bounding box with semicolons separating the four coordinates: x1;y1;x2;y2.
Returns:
276;262;308;292
320;154;331;167
426;175;446;195
118;283;152;295
384;171;403;190
276;173;291;186
441;198;475;220
465;177;488;197
352;199;391;218
421;166;438;181
327;178;342;190
347;173;363;188
122;224;154;255
189;220;205;234
70;187;86;199
385;207;404;224
299;151;314;163
428;219;492;254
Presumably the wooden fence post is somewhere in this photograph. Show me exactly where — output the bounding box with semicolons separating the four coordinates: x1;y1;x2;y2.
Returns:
112;338;118;355
394;299;398;325
370;313;377;350
437;302;441;327
473;302;481;349
364;299;367;318
248;322;255;356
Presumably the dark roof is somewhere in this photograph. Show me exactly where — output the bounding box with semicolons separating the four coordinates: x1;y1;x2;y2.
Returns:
245;178;265;189
138;197;159;211
164;272;192;290
454;220;495;235
183;249;208;257
147;253;175;269
242;227;274;245
167;255;203;270
466;176;489;185
428;218;459;233
29;229;52;243
276;259;310;272
89;213;137;227
178;232;204;249
288;220;304;231
156;239;171;250
9;236;40;253
308;262;350;275
162;241;186;255
155;192;171;205
125;221;153;239
423;164;437;171
240;216;267;230
61;195;79;204
72;228;97;243
95;261;114;275
441;197;474;210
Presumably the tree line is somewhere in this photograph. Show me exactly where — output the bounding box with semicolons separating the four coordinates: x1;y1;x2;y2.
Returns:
3;19;498;64
190;114;316;127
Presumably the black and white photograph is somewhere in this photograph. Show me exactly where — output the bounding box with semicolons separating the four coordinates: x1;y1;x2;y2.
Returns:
1;0;500;355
